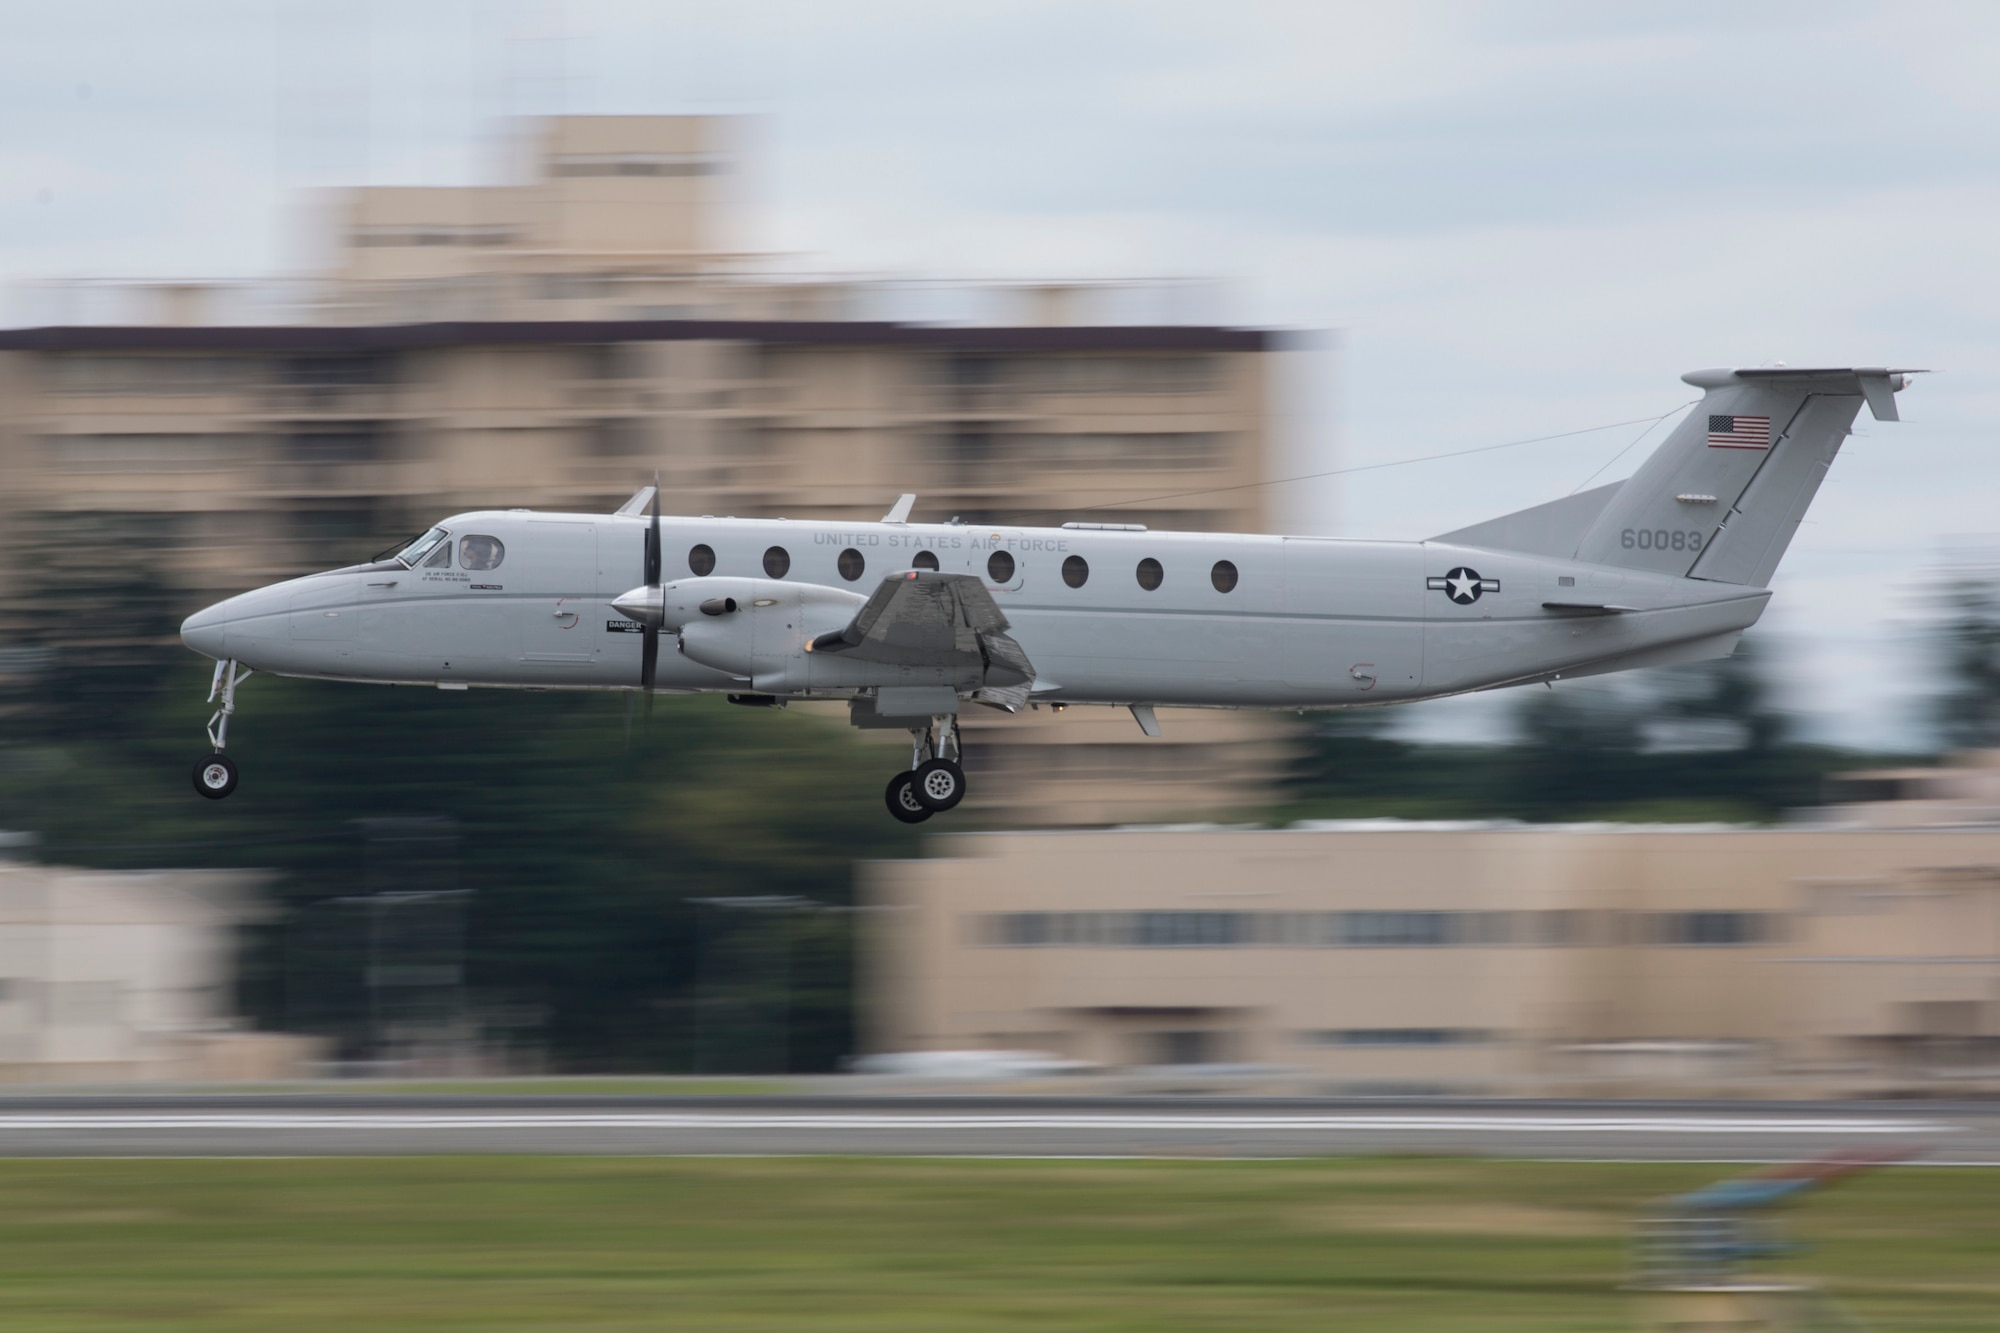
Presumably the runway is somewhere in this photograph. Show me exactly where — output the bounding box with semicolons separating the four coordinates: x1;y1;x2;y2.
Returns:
0;1096;1988;1160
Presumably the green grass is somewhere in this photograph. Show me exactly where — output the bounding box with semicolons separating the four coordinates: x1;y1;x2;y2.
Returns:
0;1158;1989;1331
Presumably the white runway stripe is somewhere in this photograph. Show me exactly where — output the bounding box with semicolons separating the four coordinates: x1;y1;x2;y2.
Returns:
0;1113;1951;1135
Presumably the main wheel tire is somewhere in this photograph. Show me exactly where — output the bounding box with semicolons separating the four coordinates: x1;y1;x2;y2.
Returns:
913;757;966;812
885;771;932;824
193;753;239;800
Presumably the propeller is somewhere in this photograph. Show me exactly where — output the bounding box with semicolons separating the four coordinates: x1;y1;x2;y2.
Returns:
611;474;670;738
641;473;661;710
644;472;660;688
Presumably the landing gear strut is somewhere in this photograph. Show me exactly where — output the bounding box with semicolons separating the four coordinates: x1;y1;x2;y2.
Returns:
884;713;966;822
192;659;251;800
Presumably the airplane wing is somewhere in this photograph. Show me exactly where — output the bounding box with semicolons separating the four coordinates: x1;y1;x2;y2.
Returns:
809;570;1038;710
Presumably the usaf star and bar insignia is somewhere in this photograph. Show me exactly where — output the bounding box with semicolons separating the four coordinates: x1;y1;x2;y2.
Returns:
1426;566;1500;605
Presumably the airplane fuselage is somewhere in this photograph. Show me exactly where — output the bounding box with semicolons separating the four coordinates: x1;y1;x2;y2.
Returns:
178;363;1915;811
186;510;1770;708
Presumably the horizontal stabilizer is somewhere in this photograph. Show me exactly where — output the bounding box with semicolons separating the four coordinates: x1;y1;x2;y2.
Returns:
1688;366;1925;422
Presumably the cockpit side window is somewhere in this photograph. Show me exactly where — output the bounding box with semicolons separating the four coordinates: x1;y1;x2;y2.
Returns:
459;535;505;571
394;527;450;566
422;542;452;568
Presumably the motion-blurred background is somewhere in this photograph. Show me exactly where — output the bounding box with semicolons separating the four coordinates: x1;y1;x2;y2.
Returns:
0;2;1997;1096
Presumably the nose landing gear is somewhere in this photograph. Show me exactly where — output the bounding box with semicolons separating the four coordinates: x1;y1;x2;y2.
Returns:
192;659;252;801
884;713;967;823
194;754;238;799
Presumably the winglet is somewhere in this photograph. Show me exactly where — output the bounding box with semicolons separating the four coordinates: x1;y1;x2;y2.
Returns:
615;485;657;517
1129;704;1162;737
882;493;916;524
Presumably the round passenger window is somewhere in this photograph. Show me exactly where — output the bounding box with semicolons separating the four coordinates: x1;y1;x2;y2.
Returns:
1062;554;1089;588
912;550;940;571
763;546;791;579
688;543;716;577
1210;559;1238;593
837;548;866;582
458;535;505;571
986;550;1015;583
1135;557;1163;591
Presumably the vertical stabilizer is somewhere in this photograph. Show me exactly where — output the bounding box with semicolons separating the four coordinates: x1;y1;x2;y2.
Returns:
1573;367;1915;586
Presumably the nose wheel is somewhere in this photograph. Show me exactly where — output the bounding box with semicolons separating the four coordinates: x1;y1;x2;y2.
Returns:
193;754;239;800
884;713;967;821
193;659;252;800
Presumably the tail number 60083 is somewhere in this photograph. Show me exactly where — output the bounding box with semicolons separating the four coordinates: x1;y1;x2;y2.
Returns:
1622;528;1705;552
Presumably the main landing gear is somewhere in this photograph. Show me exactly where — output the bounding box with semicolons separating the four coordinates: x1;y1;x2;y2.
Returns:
884;714;966;824
192;659;252;800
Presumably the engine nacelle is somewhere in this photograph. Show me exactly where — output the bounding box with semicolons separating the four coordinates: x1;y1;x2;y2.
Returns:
669;575;978;695
668;577;867;681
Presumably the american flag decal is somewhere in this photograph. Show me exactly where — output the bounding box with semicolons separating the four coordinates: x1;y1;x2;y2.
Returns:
1707;414;1771;450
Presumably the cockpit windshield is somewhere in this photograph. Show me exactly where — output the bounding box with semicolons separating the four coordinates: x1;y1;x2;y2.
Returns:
389;527;450;567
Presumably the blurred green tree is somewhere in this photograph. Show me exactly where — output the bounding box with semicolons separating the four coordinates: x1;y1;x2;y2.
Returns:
0;511;185;745
0;512;923;1073
0;646;919;1071
1931;570;2000;748
1280;637;1884;826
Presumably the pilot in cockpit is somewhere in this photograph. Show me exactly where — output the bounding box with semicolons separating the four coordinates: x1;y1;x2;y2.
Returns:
458;535;504;571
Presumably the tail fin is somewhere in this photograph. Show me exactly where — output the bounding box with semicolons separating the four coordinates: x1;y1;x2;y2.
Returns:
1572;366;1917;586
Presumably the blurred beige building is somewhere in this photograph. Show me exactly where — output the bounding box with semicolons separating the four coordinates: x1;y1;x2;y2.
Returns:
0;840;317;1083
863;815;2000;1098
1819;748;2000;829
0;114;1297;827
331;116;744;313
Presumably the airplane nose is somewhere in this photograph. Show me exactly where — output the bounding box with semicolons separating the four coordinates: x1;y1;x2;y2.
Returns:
180;603;227;660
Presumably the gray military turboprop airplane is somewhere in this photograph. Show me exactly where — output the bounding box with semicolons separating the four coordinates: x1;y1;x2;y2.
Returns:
180;364;1915;821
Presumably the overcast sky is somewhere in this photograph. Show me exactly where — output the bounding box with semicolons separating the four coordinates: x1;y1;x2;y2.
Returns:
4;1;1997;749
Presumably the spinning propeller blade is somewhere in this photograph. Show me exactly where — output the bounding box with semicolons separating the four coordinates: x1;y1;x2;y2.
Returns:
643;472;661;587
640;474;661;712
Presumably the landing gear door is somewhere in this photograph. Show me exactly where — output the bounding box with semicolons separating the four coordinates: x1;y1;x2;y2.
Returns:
519;521;600;667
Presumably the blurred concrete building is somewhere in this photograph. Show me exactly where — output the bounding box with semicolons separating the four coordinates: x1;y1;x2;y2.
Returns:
863;819;2000;1098
0;114;1296;827
0;839;316;1082
328;116;745;319
1818;748;2000;829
